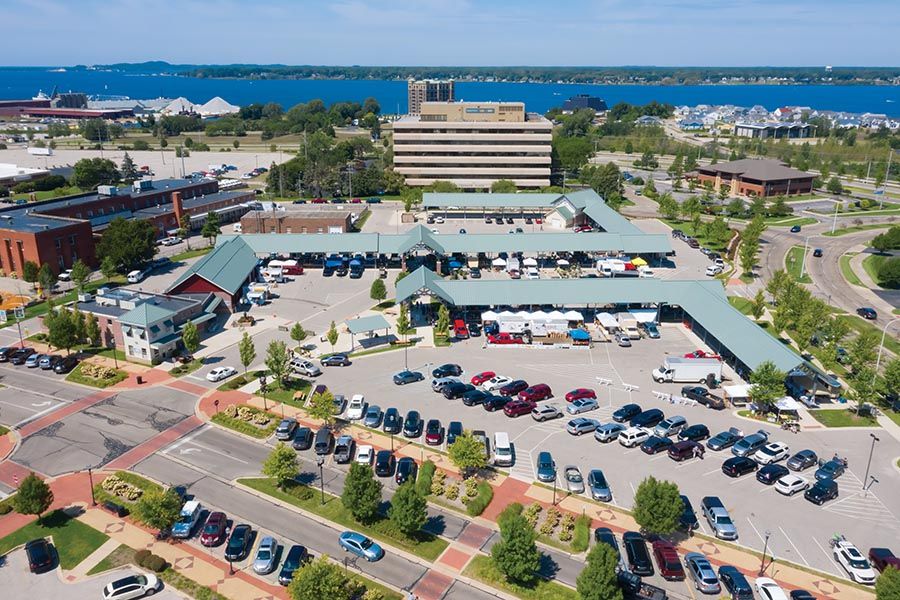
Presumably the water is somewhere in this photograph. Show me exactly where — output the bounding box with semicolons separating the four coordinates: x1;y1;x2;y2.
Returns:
2;67;899;116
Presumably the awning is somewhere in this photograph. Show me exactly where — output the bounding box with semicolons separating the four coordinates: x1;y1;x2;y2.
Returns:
481;310;499;321
632;257;648;267
492;257;507;266
346;314;391;335
775;397;802;412
190;312;218;326
723;384;752;398
150;332;181;348
448;260;463;269
569;329;590;341
523;258;538;267
557;259;570;266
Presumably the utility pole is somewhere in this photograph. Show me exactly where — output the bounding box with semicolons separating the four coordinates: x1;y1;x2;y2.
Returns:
880;149;893;209
800;236;810;279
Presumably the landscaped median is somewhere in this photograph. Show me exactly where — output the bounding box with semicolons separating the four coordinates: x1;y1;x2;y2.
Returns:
0;509;109;570
65;361;128;388
464;555;578;600
211;404;280;438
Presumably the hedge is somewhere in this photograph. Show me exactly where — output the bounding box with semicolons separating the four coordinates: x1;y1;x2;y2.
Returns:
416;461;436;497
571;514;592;553
465;480;494;516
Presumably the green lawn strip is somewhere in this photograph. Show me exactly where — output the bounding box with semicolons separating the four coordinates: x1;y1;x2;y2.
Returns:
785;246;812;284
372;300;396;311
0;425;9;436
433;331;451;347
86;543;135;575
217;370;266;391
169;359;204;378
0;510;109;570
464;555;578;600
349;343;413;359
766;217;818;227
353;210;373;231
835;208;900;218
264;379;312;407
65;363;128;388
727;296;754;316
91;471;165;513
238;477;448;562
169;247;213;262
11;186;82;202
823;223;893;237
836;315;900;356
211;406;279;439
861;254;894;288
840;254;864;286
808;409;880;428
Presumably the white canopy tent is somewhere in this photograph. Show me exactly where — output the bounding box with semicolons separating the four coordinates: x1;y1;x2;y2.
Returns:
481;310;499;321
492;257;507;267
629;308;660;324
595;312;619;331
557;259;570;267
522;257;538;267
564;310;584;322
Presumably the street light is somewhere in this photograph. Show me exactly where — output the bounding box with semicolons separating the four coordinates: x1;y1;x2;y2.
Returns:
316;456;326;505
759;530;771;576
799;236;810;279
552;477;557;506
87;466;96;506
873;317;900;377
258;375;268;411
863;433;880;491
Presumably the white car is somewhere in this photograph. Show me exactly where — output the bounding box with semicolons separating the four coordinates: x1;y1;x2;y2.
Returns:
833;539;877;584
160;236;182;246
482;375;513;392
531;403;563;422
355;445;374;465
103;573;161;600
754;442;790;465
434;216;445;224
755;578;789;600
618;427;651;448
774;474;809;496
58;269;73;281
705;264;723;277
206;366;237;382
525;267;540;280
347;394;366;420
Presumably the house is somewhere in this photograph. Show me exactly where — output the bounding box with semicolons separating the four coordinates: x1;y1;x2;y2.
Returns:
634;115;662;127
678;119;704;131
167;236;260;310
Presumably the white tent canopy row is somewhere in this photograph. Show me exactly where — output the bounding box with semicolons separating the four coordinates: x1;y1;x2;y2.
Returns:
482;309;585;335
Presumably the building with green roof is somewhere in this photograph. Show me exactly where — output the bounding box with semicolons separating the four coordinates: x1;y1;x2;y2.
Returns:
167;236;261;309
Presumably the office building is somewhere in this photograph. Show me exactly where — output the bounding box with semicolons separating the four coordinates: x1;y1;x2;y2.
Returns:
407;79;455;116
562;94;608;113
692;159;814;198
734;122;813;139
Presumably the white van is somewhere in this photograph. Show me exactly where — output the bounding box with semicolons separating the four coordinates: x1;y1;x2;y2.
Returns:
493;432;513;467
233;222;242;233
126;269;149;283
618;427;651;448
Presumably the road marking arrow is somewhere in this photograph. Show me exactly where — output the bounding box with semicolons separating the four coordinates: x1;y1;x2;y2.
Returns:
178;448;201;455
31;401;52;407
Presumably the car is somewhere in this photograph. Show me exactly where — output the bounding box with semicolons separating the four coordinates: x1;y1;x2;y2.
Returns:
469;267;482;279
53;354;79;373
683;349;720;360
206;366;237;382
332;394;346;415
630;408;665;428
869;548;900;573
339;531;384;562
679;495;699;532
706;264;723;276
567;398;599;414
787;449;818;471
566;417;600;435
483;394;512;412
722;456;758;477
393;370;424;385
701;496;738;540
470;371;496;386
755;578;789;600
200;511;228;546
321;353;351;366
57;268;73;281
172;500;202;538
623;532;654;576
461;389;491;406
286;425;312;450
499;379;529;397
424;419;443;445
594;422;627;442
363;405;383;428
275;418;298;441
442;381;476;399
488;332;525;344
431;376;461;393
504;399;536;417
653;540;685;581
815;458;846;481
757;463;790;484
612;403;642;423
719;565;754;600
531;403;563;421
446;421;464;445
732;430;769;457
615;333;632;347
536;451;556;482
482;375;513;391
519;383;552;402
833;539;877;584
594;527;622;567
641;322;661;338
374;450;396;477
680;386;725;409
857;307;877;320
685;552;721;594
641;435;674;455
432;363;463;378
707;428;742;451
678;424;710;442
24;353;44;368
252;536;279;574
395;457;418;484
813;248;823;258
402;411;422;437
586;469;611;501
346;395;366;420
618;427;651;448
355;445;374;465
564;388;596;402
278;544;309;586
9;347;35;365
24;538;53;573
561;465;585;494
669;440;704;461
290;358;321;377
102;574;161;599
789;591;816;600
790;225;802;233
382;408;402;434
775;474;809;496
754;441;790;464
38;354;60;370
804;478;838;505
654;415;687;438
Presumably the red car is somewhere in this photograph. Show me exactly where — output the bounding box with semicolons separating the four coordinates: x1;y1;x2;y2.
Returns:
498;379;529;397
574;225;593;233
350;197;362;203
518;383;552;402
869;548;900;572
453;319;470;339
200;511;228;546
471;371;496;386
503;399;536;417
683;350;721;360
488;332;524;345
311;197;327;204
565;388;596;403
652;540;685;581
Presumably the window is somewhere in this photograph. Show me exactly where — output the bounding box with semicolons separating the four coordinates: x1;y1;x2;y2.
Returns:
141;347;147;357
55;238;62;249
69;234;76;246
58;255;65;269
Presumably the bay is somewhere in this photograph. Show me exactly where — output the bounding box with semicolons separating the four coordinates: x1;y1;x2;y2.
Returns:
1;67;898;116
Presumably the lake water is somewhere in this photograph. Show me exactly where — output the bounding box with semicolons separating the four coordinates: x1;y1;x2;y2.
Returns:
2;67;899;116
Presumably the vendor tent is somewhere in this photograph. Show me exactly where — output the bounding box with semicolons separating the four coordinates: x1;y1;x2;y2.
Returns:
481;310;499;321
448;260;463;269
569;329;590;341
563;310;583;322
632;257;648;267
775;397;802;412
595;312;619;331
629;308;660;324
522;257;538;267
492;257;507;267
557;259;570;266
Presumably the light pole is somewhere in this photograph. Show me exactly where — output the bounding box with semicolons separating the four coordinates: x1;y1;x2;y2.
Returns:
87;466;96;506
316;456;325;505
552;477;557;506
758;530;771;576
873;318;900;378
863;433;880;492
831;198;840;234
258;375;268;411
799;236;810;279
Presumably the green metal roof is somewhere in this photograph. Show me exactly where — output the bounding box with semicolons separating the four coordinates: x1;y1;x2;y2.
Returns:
120;302;176;327
581;198;641;234
169;236;260;295
346;314;391;334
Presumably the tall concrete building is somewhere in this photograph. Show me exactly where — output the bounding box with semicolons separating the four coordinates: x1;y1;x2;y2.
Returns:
407;79;455;116
392;101;552;190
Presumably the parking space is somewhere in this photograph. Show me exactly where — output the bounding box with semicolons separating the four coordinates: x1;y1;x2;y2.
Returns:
0;362;97;429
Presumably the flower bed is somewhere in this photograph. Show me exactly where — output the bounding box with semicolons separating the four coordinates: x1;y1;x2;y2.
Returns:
211;404;278;438
100;474;144;502
66;362;128;388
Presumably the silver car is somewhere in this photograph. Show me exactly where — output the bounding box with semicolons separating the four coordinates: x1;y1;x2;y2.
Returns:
531;403;563;422
594;422;626;443
252;536;279;574
564;465;585;494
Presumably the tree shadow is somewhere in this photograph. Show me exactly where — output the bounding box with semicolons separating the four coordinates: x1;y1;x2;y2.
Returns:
536;553;560;579
423;514;446;537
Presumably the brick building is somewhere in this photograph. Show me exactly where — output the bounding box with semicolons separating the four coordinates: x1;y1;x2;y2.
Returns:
691;159;814;198
239;209;357;234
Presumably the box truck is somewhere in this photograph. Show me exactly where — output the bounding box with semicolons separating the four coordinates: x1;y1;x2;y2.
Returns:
652;357;722;384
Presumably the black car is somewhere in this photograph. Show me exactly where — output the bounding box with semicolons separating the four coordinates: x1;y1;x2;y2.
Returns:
722;456;758;477
498;379;529;397
402;411;422;437
623;531;654;576
857;307;877;320
24;538;53;573
483;395;512;412
630;408;665;429
321;353;351;367
393;370;425;385
719;565;754;600
396;457;418;485
462;389;491;406
594;527;621;563
0;347;12;362
314;427;334;455
10;347;35;365
678;424;710;442
383;408;402;434
681;385;725;409
374;450;396;477
432;363;463;378
612;403;642;423
468;323;481;337
291;427;314;451
679;495;699;532
805;479;838;505
442;382;475;399
641;436;674;455
53;354;79;374
278;544;309;585
813;248;823;258
224;524;254;561
469;268;482;279
790;591;817;600
757;463;790;485
447;421;463;445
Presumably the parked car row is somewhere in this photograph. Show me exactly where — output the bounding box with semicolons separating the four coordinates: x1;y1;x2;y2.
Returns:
0;347;79;373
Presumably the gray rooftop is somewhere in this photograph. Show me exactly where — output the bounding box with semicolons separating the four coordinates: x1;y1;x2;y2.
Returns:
697;159;813;182
346;314;391;334
133;190;253;217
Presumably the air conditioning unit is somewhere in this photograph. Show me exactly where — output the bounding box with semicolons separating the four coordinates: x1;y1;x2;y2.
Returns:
98;185;118;196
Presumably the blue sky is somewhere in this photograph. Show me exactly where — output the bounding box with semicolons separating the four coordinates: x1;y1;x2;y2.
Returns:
5;0;899;66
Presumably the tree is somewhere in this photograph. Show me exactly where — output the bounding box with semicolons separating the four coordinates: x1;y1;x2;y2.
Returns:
876;566;900;600
119;152;139;181
849;367;878;416
38;263;57;298
46;308;78;354
263;442;298;489
879;258;900;288
766;269;791;304
72;307;86;345
341;463;383;524
632;476;682;535
178;214;192;250
306;389;336;424
657;192;679;220
583;162;623;201
491;503;541;584
265;340;291;386
134;488;183;532
749;361;787;412
847;331;879;375
883;358;900;400
69;259;91;292
71;158;120;189
13;472;53;524
725;197;746;218
238;331;256;375
326;320;339;351
681;196;701;222
577;542;623;600
448;431;486;477
290;322;307;346
643;177;657;199
181;320;200;355
396;303;410;336
739;238;759;275
435;304;450;337
287;555;351;600
826;176;843;195
22;261;39;290
100;256;118;281
389;480;427;537
491;179;517;193
553;135;593;172
96;218;157;273
85;312;101;347
201;212;220;245
369;279;387;303
751;290;766;321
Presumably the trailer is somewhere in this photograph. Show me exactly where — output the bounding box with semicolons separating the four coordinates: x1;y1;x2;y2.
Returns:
617;312;641;339
652;357;722;384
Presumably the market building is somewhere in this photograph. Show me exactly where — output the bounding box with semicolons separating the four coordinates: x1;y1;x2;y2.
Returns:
690;159;815;198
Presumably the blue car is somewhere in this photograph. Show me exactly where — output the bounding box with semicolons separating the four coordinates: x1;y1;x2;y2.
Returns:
815;459;846;481
393;370;424;385
339;531;384;561
567;398;599;414
536;451;556;482
641;322;660;339
718;565;753;600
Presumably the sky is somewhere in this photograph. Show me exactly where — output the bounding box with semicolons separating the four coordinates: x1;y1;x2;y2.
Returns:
4;0;899;67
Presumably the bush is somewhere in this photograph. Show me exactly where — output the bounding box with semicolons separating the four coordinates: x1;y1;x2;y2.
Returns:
285;481;315;502
100;474;144;501
0;503;12;515
572;514;591;552
145;554;167;572
523;503;543;528
465;480;494;516
416;461;436;497
558;514;576;541
445;481;459;501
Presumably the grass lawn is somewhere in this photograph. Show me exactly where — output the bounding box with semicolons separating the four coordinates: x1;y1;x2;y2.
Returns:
211;405;279;439
0;425;8;436
836;315;900;356
433;332;451;347
86;543;134;575
808;409;880;428
65;363;128;388
785;246;812;283
766;216;818;227
11;186;82;202
169;247;213;262
349;343;413;359
353;210;372;231
464;555;578;600
0;510;108;570
840;254;864;286
169;359;203;378
728;296;754;316
264;378;312;407
862;254;896;288
239;477;448;562
824;223;893;237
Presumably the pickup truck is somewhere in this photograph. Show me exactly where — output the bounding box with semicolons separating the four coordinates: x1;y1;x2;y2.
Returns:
701;496;738;540
618;571;668;600
488;332;525;345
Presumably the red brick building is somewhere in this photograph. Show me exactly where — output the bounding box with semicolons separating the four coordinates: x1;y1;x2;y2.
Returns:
691;159;814;198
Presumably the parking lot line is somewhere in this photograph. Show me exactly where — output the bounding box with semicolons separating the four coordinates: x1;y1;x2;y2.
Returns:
811;535;845;578
779;526;811;567
702;468;721;476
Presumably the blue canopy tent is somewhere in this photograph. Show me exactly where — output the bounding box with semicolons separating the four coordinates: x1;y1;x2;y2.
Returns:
569;329;590;341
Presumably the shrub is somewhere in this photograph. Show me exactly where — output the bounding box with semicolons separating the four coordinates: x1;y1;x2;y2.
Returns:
445;481;459;501
134;549;151;567
145;554;167;573
465;481;493;516
559;514;576;541
416;461;436;497
0;503;12;515
285;481;314;502
540;506;561;536
572;514;591;552
100;475;144;501
523;503;543;528
463;477;479;499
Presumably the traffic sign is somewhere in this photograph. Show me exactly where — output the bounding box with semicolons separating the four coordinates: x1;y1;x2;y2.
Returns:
14;306;25;320
0;310;6;324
